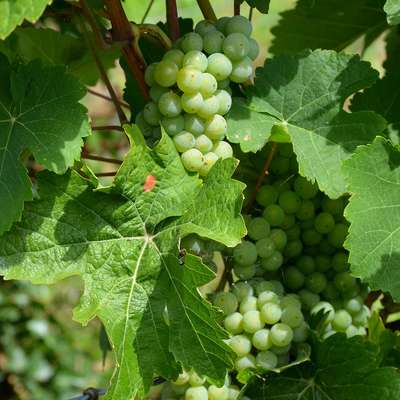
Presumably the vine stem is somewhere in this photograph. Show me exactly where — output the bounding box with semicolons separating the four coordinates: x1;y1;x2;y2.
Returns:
141;0;155;23
79;0;107;48
166;0;180;41
244;142;278;213
86;88;130;110
234;0;241;15
196;0;217;21
91;125;124;132
82;153;123;164
248;7;254;21
96;172;118;177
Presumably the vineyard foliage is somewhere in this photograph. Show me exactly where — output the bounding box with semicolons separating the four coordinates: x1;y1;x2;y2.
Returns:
0;0;400;399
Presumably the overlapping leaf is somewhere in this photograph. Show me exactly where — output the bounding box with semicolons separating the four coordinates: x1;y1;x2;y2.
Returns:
0;0;51;39
0;55;90;235
270;0;387;55
227;50;386;198
0;126;246;400
344;137;400;301
385;0;400;24
244;334;400;399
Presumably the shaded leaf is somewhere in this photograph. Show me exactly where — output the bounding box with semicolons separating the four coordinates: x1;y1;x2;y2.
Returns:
385;0;400;24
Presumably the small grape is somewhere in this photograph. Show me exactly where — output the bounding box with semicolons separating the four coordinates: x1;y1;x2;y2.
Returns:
214;292;238;315
270;280;285;296
135;112;153;137
173;370;189;386
143;102;161;126
346;324;366;338
328;223;348;248
352;306;370;327
229;335;252;356
296;200;315;220
183;50;208;71
215;89;232;115
280;295;302;310
181;149;204;172
255;281;276;296
223;33;250;60
207;53;233;80
248;217;270;240
161;115;185;136
280;214;296;230
203;30;225;54
185;386;208;400
242;310;264;333
181;235;204;255
212;141;233;159
181;92;204;114
154;60;179;87
256;350;278;370
239;296;258;314
199;153;218;176
270;156;290;176
195;20;216;36
204;114;227;139
256;185;279;207
233;264;256;280
144;62;157;86
311;301;335;323
299;289;320;310
163;49;184;67
233;240;258;266
334;271;357;294
332;252;349;272
292;321;309;342
261;252;283;271
281;305;304;328
247;38;260;60
296;256;315;275
293;176;318;199
200;73;218;97
322;282;339;301
344;297;363;315
263;204;285;226
195;135;213;153
286;225;301;241
270;323;293;347
181;32;203;52
233;282;253;302
235;354;256;371
252;328;272;350
315;255;331;272
332;309;352;331
173;131;195;152
284;267;305;291
177;68;202;93
284;240;303;259
208;385;229;400
225;15;252;36
149;85;169;102
188;370;206;386
302;229;322;246
279;191;301;214
158;91;182;117
260;302;282;325
322;197;345;216
230;57;253;83
184;114;205;136
224;312;243;334
257;291;279;308
305;272;327;294
255;237;275;258
270;229;287;251
314;212;335;234
227;386;240;400
215;16;230;33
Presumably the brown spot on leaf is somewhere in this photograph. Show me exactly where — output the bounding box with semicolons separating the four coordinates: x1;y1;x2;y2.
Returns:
144;175;157;192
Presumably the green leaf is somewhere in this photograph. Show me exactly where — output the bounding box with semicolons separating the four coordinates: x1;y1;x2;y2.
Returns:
0;126;245;400
270;0;387;55
227;50;385;198
244;334;400;399
343;137;400;301
243;0;270;13
0;28;120;86
0;0;51;39
385;0;400;24
0;55;90;235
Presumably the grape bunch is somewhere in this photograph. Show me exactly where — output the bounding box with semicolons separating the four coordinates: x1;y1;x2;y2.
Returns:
136;15;259;175
213;280;309;373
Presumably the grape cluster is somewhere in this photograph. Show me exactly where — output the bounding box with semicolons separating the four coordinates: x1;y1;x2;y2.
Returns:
161;370;240;400
213;280;309;373
136;16;259;175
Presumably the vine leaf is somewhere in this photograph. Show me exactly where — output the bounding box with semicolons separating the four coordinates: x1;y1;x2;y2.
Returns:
244;334;400;399
241;0;270;13
270;0;387;55
343;137;400;301
384;0;400;24
227;50;386;198
0;55;90;235
0;0;51;39
0;126;245;400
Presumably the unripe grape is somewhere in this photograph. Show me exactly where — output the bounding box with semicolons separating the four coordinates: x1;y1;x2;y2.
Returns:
344;297;363;315
255;281;276;296
200;73;218;97
198;96;220;119
145;62;157;86
173;131;195;152
270;323;293;347
173;371;189;386
299;289;320;310
252;328;272;350
233;240;257;266
181;149;204;172
212;141;233;159
332;252;349;272
181;32;203;52
149;85;169;102
305;272;327;294
181;92;204;114
352;306;370;327
215;89;232;115
185;386;208;400
225;15;252;36
322;197;345;216
296;255;315;275
248;217;270;240
248;38;260;60
242;310;264;333
195;134;213;153
328;223;348;248
284;240;303;259
302;229;322;246
213;291;238;316
215;16;230;33
230;57;253;83
315;255;331;272
271;344;291;355
177;68;203;93
208;385;229;400
232;282;253;302
235;354;256;371
334;271;357;293
158;91;182;117
135;112;153;137
255;237;275;259
223;33;250;60
199;152;218;176
143;102;161;126
311;301;335;323
195;20;216;36
256;350;278;370
257;291;279;308
293;176;318;199
296;200;315;220
183;50;208;71
161;115;185;136
284;266;304;291
263;204;285;226
260;302;282;325
184;114;205;136
217;79;231;90
332;309;352;331
314;212;335;234
279;191;301;214
188;371;206;386
281;305;304;328
224;312;243;334
163;49;184;67
154;60;179;87
257;185;279;207
292;321;309;342
229;334;252;356
270;229;287;251
261;251;283;271
207;53;233;80
204;114;227;139
203;30;225;54
239;295;258;314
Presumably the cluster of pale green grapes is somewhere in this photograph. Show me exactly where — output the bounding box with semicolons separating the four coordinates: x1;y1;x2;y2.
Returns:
160;370;240;400
136;15;259;175
213;280;309;374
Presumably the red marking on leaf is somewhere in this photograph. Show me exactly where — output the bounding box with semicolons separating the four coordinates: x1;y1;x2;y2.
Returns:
144;175;157;192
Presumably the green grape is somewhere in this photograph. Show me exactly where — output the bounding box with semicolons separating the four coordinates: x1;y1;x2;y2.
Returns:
214;292;238;315
239;296;258;313
224;312;243;334
272;344;290;356
252;328;272;350
195;20;216;36
260;302;282;324
183;50;208;72
161;115;185;136
204;114;227;139
177;68;203;93
299;289;320;310
154;60;179;87
334;271;357;293
215;16;230;33
213;141;233;159
296;256;315;275
158;91;182;117
242;310;264;333
346;325;366;338
184;114;205;136
230;57;253;83
257;291;280;308
270;156;290;176
229;334;252;356
233;240;258;266
296;200;315;220
248;38;260;60
279;191;301;214
233;282;253;302
256;185;279;207
197;96;219;119
270;280;285;296
332;252;349;272
144;62;157;86
352;306;370;327
302;229;322;246
188;370;206;386
215;90;232;115
286;225;301;241
322;197;345;216
207;53;233;80
270;323;293;347
235;354;256;371
280;214;296;230
315;255;331;272
143;101;161;126
195;134;213;153
203;30;225;54
263;205;285;226
322;282;339;301
222;33;250;60
248;217;270;240
261;251;283;271
284;267;305;291
305;272;327;294
301;219;314;230
208;385;229;400
135;111;153;137
185;386;208;400
163;49;184;67
181;92;204;114
199;152;217;177
233;263;256;280
311;301;335;323
181;32;203;52
225;15;252;36
150;85;169;102
314;212;335;234
280;294;302;310
256;350;278;370
181;149;204;172
173;131;195;152
199;73;218;97
328;223;348;248
292;321;309;343
293;176;318;199
344;297;363;315
254;281;276;296
270;229;287;251
284;240;303;258
217;78;230;89
320;239;336;255
281;305;304;328
331;309;352;332
173;371;189;386
274;179;292;193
